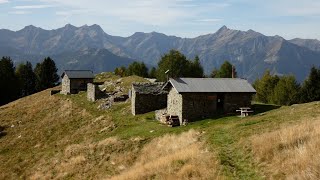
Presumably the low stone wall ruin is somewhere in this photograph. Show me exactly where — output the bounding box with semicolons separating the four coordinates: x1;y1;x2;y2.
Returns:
87;83;106;102
131;82;168;115
132;93;167;115
155;108;167;121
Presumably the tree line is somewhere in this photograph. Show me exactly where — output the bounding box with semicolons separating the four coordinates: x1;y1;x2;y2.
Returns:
254;66;320;106
115;49;320;106
114;49;236;81
0;56;59;105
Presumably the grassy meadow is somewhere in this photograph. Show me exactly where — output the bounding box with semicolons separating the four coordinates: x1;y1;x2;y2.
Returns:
1;74;320;179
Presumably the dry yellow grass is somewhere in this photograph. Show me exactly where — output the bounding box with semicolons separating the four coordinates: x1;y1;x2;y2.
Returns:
111;130;221;180
6;80;320;179
251;118;320;179
0;88;144;179
29;136;144;180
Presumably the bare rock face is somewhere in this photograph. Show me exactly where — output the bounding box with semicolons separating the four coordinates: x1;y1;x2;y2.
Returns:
290;38;320;52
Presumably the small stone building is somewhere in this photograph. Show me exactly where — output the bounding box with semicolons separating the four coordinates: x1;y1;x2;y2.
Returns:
61;70;94;95
165;78;256;124
131;82;168;115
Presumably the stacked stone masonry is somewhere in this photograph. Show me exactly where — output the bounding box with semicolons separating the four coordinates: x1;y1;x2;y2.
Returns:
61;76;93;95
167;88;183;124
131;82;168;115
61;75;71;95
87;83;106;102
167;87;254;124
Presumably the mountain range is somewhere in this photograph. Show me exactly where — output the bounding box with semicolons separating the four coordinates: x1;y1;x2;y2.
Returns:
1;24;320;82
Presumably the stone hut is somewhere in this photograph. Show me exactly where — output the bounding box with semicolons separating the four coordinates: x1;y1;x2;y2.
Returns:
61;70;94;95
131;82;168;115
164;78;256;124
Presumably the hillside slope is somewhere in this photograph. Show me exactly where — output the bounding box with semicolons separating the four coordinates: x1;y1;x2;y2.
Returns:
1;75;320;179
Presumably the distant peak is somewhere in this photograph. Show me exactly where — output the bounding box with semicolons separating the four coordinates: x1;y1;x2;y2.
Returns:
216;25;230;34
150;31;166;36
220;25;228;30
89;24;104;31
19;25;41;32
132;32;145;36
246;29;262;35
64;23;76;28
24;25;37;29
274;35;284;40
90;24;101;28
79;24;103;31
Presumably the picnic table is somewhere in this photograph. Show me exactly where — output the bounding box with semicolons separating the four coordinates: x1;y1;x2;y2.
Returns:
236;107;253;117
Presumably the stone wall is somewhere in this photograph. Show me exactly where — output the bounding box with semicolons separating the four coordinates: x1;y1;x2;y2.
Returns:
61;76;93;95
131;88;167;115
167;90;254;123
181;92;218;122
87;83;96;102
167;88;183;124
155;108;167;121
87;83;106;102
224;93;253;112
61;75;70;95
70;78;93;94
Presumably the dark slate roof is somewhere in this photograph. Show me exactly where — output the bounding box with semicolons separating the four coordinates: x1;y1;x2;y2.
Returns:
169;78;256;93
62;70;94;79
132;82;167;94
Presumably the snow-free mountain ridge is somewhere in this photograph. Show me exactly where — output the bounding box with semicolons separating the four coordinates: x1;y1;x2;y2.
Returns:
1;24;320;82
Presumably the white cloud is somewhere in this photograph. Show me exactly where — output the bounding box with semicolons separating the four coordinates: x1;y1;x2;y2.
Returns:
9;10;31;14
284;3;320;16
38;0;229;25
0;0;9;4
14;4;55;9
260;0;320;16
56;9;90;16
196;18;222;22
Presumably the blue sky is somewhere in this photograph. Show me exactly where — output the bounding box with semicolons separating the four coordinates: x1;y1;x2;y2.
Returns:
0;0;319;39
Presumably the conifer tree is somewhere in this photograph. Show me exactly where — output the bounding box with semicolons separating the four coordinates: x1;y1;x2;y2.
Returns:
149;67;157;78
189;56;204;78
156;50;202;81
272;75;300;105
253;70;279;103
16;61;37;97
210;61;237;78
0;57;19;105
126;61;148;77
35;57;59;91
300;66;320;102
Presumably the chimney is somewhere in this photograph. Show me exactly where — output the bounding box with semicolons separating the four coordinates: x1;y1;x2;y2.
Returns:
232;65;235;78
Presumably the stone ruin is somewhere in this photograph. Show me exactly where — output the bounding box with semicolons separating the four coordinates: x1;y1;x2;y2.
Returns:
87;83;106;102
131;82;168;115
87;80;129;110
155;109;183;127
